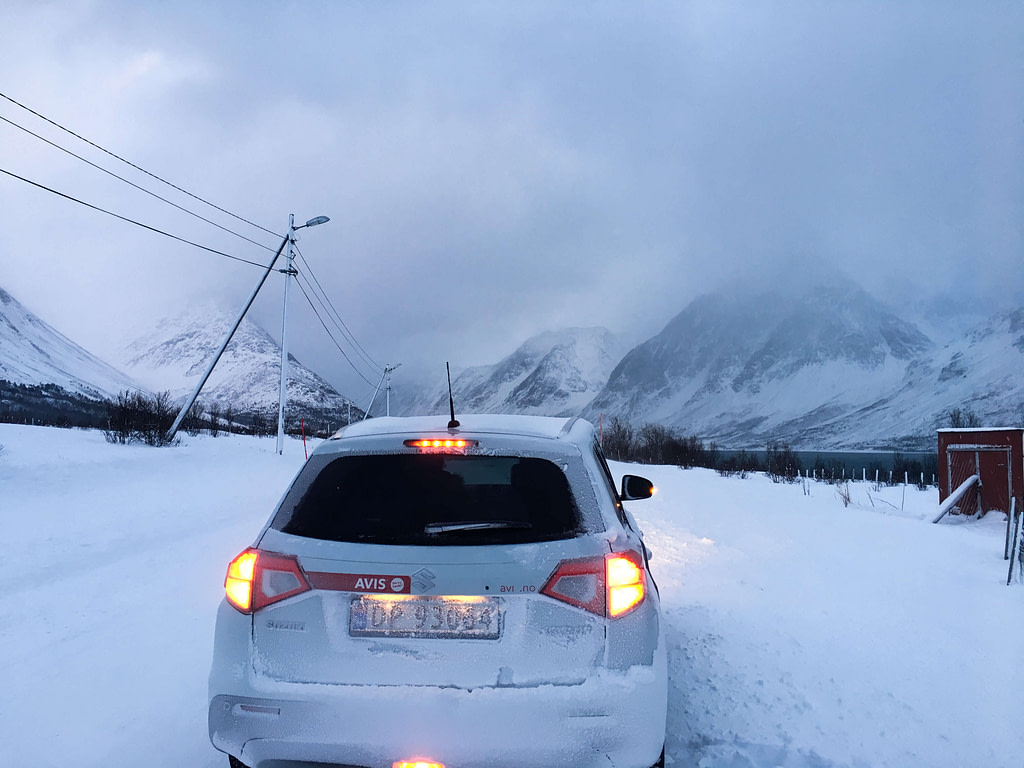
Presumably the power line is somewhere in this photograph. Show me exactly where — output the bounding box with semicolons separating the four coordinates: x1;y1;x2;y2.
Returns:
297;250;382;373
296;267;382;384
294;245;383;373
0;166;267;269
0;112;279;254
293;275;380;389
0;89;281;238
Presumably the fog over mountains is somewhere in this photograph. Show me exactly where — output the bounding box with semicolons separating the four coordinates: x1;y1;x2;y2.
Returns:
0;286;141;399
586;282;939;448
3;280;1021;449
397;281;1024;450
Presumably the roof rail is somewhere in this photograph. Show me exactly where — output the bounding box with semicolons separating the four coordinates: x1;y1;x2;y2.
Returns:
558;416;581;439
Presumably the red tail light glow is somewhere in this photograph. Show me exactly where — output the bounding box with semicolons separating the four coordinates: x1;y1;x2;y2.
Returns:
224;548;312;614
541;550;646;619
404;438;478;451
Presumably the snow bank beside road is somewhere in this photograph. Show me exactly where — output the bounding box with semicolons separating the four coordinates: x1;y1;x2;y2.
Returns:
0;425;308;768
625;463;1024;767
0;425;1020;768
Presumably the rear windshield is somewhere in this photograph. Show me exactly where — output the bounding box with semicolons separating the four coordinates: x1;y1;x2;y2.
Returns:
271;454;582;545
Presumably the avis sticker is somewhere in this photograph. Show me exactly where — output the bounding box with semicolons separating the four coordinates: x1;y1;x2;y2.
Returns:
350;574;409;593
306;572;412;593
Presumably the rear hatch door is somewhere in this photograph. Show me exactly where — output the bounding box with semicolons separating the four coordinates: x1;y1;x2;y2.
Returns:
251;530;609;689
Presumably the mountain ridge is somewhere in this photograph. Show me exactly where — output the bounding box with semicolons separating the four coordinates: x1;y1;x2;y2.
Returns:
117;307;364;429
0;286;143;399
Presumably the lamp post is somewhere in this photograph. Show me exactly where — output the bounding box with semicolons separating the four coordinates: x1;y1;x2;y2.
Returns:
277;214;329;455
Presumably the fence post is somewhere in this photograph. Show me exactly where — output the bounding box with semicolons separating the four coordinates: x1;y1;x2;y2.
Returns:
1006;497;1016;560
1007;499;1023;585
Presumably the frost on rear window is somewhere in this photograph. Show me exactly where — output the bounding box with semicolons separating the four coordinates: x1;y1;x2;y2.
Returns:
271;454;584;545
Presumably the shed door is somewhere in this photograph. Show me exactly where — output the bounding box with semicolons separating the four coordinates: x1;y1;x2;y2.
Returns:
946;447;1012;516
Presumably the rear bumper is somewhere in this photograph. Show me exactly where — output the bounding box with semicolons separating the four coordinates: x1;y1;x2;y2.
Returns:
210;663;666;768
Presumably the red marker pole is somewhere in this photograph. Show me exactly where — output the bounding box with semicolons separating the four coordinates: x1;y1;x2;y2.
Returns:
301;417;308;460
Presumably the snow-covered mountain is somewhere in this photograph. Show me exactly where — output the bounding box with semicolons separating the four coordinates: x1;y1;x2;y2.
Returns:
834;306;1024;445
0;285;142;399
585;281;1024;449
396;327;627;418
118;308;362;425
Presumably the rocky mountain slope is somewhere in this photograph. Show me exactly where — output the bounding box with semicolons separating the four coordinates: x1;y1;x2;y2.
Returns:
395;327;627;418
0;286;141;399
585;282;940;447
117;308;363;428
584;281;1024;449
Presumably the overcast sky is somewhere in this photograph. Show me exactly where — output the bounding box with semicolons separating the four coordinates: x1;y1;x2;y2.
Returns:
1;1;1021;403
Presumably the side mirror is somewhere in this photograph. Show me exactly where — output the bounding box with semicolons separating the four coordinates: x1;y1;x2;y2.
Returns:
621;474;655;501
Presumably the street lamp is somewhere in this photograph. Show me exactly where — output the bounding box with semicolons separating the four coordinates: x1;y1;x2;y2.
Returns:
277;214;330;455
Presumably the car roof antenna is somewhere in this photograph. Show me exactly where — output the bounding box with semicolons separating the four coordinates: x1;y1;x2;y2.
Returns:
446;362;460;429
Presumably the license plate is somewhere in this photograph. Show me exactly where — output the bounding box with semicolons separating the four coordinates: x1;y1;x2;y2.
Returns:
349;596;502;639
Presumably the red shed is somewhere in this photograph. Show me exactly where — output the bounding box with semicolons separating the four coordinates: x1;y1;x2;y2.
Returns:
938;428;1023;517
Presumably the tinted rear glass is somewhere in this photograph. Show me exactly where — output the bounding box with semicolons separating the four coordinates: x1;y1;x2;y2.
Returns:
272;454;582;545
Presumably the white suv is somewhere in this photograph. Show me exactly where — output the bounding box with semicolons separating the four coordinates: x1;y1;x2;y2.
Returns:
209;414;667;768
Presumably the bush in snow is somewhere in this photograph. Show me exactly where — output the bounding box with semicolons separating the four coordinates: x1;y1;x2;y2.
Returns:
836;482;852;507
602;417;635;462
716;449;761;478
765;441;801;483
207;402;221;437
182;401;205;437
601;417;719;471
103;390;178;446
249;408;275;437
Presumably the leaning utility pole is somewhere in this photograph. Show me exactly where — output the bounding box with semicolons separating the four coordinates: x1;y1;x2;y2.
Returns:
165;214;329;446
165;236;288;442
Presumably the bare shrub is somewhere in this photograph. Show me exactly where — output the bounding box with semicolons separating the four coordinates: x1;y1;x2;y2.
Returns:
948;407;981;429
602;417;635;462
103;390;178;446
208;402;221;437
183;401;204;437
249;408;275;437
222;402;236;434
716;449;761;477
836;482;852;507
766;441;801;483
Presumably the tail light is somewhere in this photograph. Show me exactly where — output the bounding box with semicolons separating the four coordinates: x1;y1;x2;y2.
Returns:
541;550;646;618
224;548;311;614
606;552;646;617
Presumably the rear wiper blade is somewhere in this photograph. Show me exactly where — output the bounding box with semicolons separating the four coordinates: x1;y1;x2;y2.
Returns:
424;520;533;534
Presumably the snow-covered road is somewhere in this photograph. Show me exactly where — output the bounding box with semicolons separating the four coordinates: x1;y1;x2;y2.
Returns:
0;424;1020;768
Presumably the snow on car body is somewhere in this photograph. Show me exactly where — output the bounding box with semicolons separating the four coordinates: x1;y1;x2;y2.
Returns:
208;414;667;768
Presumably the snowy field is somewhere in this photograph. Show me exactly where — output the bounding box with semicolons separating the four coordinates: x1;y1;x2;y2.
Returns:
0;424;1021;768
